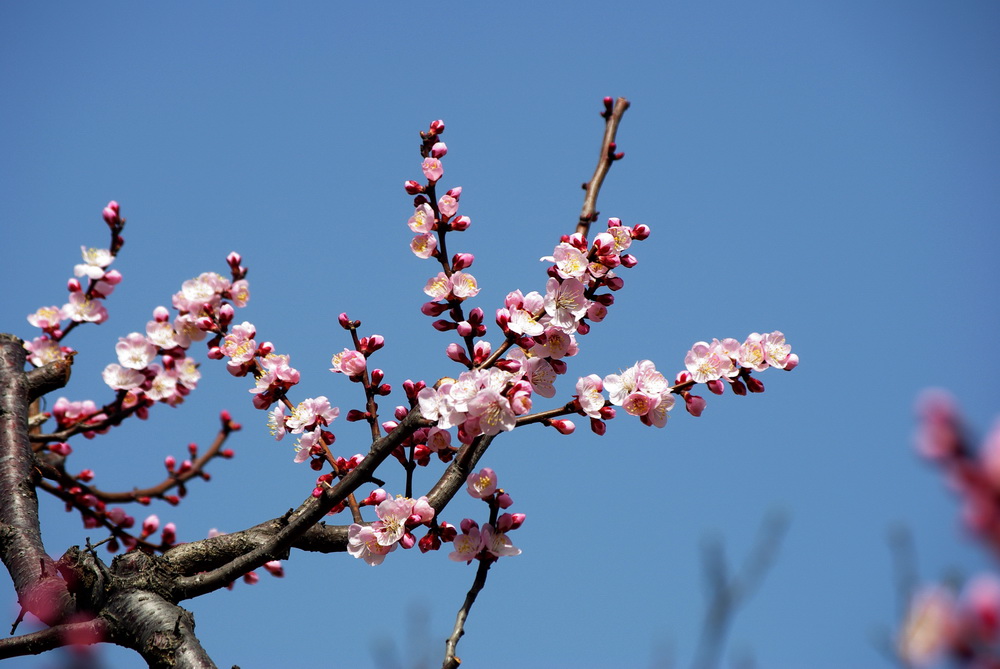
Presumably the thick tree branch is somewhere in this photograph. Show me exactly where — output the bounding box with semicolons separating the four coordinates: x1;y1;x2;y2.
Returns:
0;334;74;625
0;617;107;660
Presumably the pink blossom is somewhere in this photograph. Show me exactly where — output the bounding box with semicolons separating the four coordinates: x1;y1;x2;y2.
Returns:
423;272;452;300
467;468;498;498
347;524;396;566
146;320;180;349
62;292;108;323
268;405;287;441
449;525;485;563
534;328;577;359
24;337;65;367
407;203;436;233
482;524;521;559
74;247;113;280
102;363;145;390
142;514;160;536
525;357;557;398
425;426;452;452
450;271;480;299
738;333;769;372
576;375;606;418
761;331;793;369
27;306;63;331
421;157;443;181
438;194;459;218
430;141;447;158
373;496;435;547
684;340;735;384
466;388;516;436
220;322;257;364
410;233;437;259
543;277;589;332
116;332;158;370
542;242;589;280
293;428;324;463
286;396;339;433
330;349;367;376
229;279;250;308
145;366;180;403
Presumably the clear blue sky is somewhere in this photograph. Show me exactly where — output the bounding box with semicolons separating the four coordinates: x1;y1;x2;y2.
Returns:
2;3;999;667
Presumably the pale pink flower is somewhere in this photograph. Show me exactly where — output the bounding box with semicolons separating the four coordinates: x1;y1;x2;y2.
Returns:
74;247;113;280
116;333;158;370
62;292;108;323
293;428;323;463
24;337;65;366
622;391;660;417
286;396;339;433
102;363;145;390
27;306;63;331
410;233;437;259
576;375;606;418
525;357;557;398
408;203;436;233
534;328;577;359
467;468;498;498
146;320;180;349
221;322;257;364
438;194;458;218
449;525;485;563
761;331;793;369
425;427;452;452
647;393;676;428
482;524;521;559
421;157;443;181
229;279;250;308
173;357;201;388
450;272;480;299
542;242;588;280
145;367;179;403
507;307;544;336
268;404;287;441
373;496;434;547
330;349;367;376
466;388;516;436
684;340;735;384
607;225;632;252
423;272;452;300
543;277;589;332
347;524;396;566
738;334;769;372
172;314;205;346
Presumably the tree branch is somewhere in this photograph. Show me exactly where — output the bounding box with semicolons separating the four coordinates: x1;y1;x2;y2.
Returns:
576;96;630;238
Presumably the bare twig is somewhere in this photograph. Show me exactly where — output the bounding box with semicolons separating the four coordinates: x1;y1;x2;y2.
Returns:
577;96;631;238
442;555;493;668
691;510;790;669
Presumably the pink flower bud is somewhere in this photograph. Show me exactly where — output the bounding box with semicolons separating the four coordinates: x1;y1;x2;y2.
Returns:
418;532;441;553
731;379;747;396
153;306;170;322
497;493;514;509
404;180;425;194
421;301;449;317
338;313;352;329
446;343;471;365
590;418;607;435
431;142;448;158
631;224;651;240
346;409;367;422
452;253;474;270
243;571;260;585
164;455;176;471
226;251;242;267
433;320;456;332
142;514;160;535
450;215;471;231
783;354;799;371
684;394;707;417
746;376;765;393
707;379;725;395
218;303;235;326
102;270;123;285
67;278;82;292
103;202;120;226
263;560;284;578
429;119;445;134
207;346;224;360
620;254;638;268
161;523;177;545
550;419;575;435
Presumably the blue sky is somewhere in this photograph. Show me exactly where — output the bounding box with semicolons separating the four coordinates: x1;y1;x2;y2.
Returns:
2;2;999;667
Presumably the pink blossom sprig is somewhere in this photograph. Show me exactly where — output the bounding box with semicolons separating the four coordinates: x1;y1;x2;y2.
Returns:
449;467;523;565
346;492;436;566
33;410;240;555
24;201;127;365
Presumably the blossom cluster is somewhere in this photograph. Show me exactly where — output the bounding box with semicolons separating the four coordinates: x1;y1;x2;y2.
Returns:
24;201;125;367
347;491;436;566
898;394;1000;666
450;467;523;564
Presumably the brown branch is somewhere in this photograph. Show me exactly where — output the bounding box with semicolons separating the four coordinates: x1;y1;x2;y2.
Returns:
0;334;74;625
576;97;631;238
0;617;108;659
24;355;74;402
170;407;431;600
442;556;493;669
